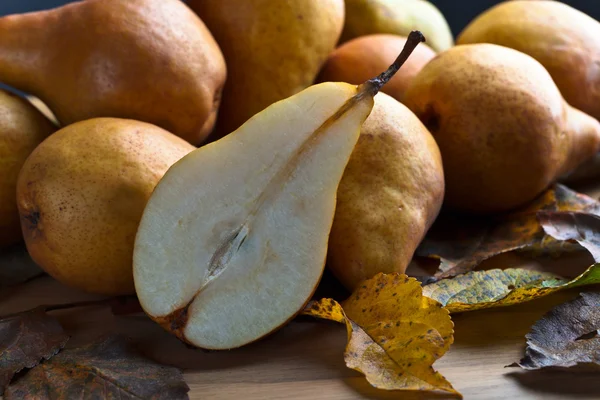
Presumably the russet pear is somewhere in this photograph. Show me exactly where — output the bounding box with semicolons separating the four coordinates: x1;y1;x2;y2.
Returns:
404;44;600;213
318;34;436;102
328;93;444;290
0;0;226;145
133;32;426;349
0;90;55;248
188;0;345;136
17;118;195;295
403;44;600;214
458;0;600;121
341;0;453;53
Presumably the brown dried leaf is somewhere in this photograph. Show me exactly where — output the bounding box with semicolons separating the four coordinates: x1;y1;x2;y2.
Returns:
417;184;600;278
303;274;459;397
516;292;600;370
5;335;189;400
0;308;68;395
0;245;44;288
538;211;600;262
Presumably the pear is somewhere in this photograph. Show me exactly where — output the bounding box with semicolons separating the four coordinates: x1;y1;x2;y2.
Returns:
328;93;444;290
0;0;226;145
457;0;600;120
318;34;436;102
17;118;195;295
341;0;453;53
187;0;345;136
133;32;426;350
0;90;55;248
403;44;600;214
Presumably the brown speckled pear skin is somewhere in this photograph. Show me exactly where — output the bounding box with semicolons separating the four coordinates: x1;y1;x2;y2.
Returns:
403;44;600;214
457;0;600;121
0;0;226;145
0;90;55;248
317;34;435;103
328;93;444;290
16;118;195;295
188;0;344;137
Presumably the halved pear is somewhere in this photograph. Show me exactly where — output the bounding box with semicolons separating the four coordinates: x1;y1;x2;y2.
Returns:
133;32;425;350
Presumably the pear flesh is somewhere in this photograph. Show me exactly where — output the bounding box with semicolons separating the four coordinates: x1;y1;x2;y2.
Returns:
134;83;374;349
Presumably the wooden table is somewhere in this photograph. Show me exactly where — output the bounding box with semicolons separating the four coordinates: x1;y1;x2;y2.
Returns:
2;252;599;400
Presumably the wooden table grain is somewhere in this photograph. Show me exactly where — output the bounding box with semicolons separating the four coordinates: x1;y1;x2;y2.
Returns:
2;258;599;400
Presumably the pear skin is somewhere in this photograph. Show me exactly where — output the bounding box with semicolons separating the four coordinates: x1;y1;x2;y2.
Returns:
328;93;444;290
318;34;436;103
458;1;600;121
0;0;226;145
403;44;600;214
0;90;55;248
341;0;453;52
188;0;344;137
17;118;195;295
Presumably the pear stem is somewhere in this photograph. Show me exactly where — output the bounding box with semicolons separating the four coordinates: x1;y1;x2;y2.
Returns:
364;30;426;95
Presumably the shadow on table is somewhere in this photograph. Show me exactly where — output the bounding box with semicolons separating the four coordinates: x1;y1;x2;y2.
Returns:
507;368;600;397
344;377;459;400
115;313;350;375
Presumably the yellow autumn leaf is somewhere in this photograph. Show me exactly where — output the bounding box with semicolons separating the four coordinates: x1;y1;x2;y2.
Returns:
303;273;460;397
423;264;600;313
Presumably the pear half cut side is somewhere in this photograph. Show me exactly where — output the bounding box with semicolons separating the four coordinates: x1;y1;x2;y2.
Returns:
133;83;372;349
133;32;426;350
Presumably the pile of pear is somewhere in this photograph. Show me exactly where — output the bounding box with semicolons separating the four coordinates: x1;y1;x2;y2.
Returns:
1;0;600;348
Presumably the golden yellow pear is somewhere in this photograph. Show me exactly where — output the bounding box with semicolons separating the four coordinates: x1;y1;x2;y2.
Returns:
0;0;226;145
188;0;345;136
17;118;195;295
341;0;453;52
404;44;600;214
0;90;56;247
458;0;600;120
328;93;444;290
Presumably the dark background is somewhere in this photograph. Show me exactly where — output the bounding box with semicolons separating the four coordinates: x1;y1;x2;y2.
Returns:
0;0;599;35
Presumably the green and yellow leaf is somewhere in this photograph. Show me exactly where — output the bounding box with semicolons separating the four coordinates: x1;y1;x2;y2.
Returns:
423;264;600;313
